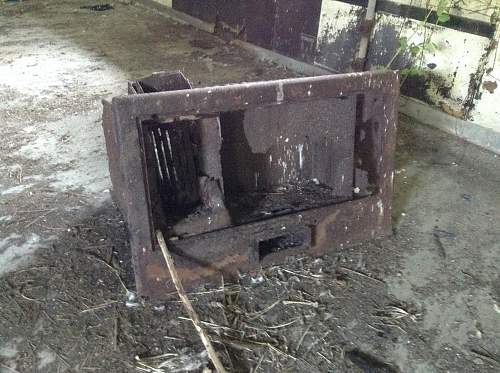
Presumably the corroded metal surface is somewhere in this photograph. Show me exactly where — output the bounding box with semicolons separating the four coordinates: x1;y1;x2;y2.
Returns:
103;70;399;300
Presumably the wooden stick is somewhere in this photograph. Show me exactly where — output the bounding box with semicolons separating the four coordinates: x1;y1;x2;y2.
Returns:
156;230;227;373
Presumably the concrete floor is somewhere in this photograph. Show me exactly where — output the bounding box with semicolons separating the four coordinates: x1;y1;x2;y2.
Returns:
0;1;499;372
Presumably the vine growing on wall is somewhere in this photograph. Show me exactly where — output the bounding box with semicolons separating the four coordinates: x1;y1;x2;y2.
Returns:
385;0;500;81
386;0;452;77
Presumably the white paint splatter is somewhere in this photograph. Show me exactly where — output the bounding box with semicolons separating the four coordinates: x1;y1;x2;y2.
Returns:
298;144;304;169
276;82;284;103
377;200;384;217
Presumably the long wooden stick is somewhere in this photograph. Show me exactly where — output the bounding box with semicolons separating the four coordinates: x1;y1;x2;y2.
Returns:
156;230;227;373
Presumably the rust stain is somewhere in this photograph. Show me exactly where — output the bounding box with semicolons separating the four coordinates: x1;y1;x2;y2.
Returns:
482;80;498;94
313;211;340;247
146;254;247;283
145;263;169;280
176;254;248;282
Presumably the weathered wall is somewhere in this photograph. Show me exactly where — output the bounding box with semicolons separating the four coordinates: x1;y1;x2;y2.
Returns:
315;0;499;151
167;0;322;57
149;0;500;152
471;27;500;134
389;0;497;23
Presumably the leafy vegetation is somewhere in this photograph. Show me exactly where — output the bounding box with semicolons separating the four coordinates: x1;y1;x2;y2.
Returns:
386;0;452;77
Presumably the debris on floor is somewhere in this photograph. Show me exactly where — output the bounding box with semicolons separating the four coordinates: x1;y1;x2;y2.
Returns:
80;4;113;11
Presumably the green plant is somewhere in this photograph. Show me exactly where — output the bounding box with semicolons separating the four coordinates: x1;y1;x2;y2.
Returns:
386;0;451;77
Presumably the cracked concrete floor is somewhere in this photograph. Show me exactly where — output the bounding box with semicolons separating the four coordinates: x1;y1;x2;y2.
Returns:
0;1;499;372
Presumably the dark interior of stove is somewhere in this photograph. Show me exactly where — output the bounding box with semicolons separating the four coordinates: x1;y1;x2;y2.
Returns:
139;93;379;239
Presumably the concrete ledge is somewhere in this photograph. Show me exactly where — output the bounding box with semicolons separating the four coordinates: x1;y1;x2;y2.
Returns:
136;0;500;155
232;41;331;76
400;97;500;155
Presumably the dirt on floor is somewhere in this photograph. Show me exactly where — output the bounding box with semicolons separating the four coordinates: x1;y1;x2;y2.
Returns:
1;1;499;373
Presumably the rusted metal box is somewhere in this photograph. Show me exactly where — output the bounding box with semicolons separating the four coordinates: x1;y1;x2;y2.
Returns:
102;70;399;300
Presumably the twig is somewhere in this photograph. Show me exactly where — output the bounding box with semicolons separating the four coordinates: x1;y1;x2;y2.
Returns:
244;318;299;331
283;300;319;308
84;253;128;293
374;322;407;334
338;266;384;285
10;266;51;274
247;299;282;320
251;350;266;373
113;317;119;351
156;230;227;373
366;323;385;334
281;268;324;280
80;300;118;313
15;208;55;214
0;364;21;373
217;336;296;361
163;335;184;341
317;351;334;365
45;344;71;369
137;353;178;362
295;324;312;353
25;208;57;228
470;348;500;366
178;317;242;334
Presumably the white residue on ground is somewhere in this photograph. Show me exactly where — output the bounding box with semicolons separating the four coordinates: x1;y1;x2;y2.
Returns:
0;25;125;98
0;233;52;276
0;216;13;223
37;349;57;370
1;183;34;196
1;24;127;198
0;337;23;371
16;112;112;194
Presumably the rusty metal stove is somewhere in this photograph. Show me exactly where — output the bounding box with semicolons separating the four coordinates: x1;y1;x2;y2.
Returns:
102;70;399;300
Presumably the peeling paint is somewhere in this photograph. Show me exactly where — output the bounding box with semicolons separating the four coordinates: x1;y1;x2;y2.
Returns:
316;1;495;125
463;37;498;119
482;80;498;94
316;1;364;72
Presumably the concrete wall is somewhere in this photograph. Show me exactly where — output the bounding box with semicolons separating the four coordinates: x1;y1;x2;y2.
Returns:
316;0;499;153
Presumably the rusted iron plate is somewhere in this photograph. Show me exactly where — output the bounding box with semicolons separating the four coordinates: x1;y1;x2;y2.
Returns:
141;195;391;300
104;70;399;300
112;71;397;118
